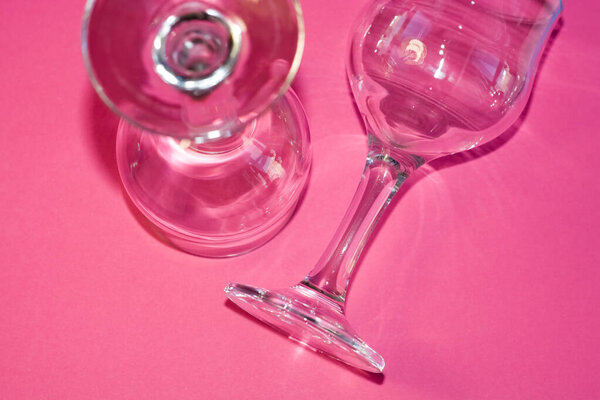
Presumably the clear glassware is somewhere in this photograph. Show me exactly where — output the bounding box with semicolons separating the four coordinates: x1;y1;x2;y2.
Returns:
118;89;311;257
82;0;311;256
226;0;563;371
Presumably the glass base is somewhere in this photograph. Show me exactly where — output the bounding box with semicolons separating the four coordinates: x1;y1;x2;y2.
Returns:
224;282;385;372
116;90;311;258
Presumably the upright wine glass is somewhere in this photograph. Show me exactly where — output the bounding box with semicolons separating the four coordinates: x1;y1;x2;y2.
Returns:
83;0;311;256
226;0;563;371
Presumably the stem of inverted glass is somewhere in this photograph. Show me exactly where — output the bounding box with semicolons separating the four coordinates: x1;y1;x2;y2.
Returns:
302;135;423;304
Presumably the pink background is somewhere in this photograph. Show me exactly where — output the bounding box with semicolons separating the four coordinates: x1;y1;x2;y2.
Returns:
1;0;599;398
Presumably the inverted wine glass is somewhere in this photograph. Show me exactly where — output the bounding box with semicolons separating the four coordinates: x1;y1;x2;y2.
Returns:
226;0;563;371
82;0;311;256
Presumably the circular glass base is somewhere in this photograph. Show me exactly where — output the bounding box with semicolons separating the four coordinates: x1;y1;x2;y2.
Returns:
116;90;311;257
83;0;305;137
224;282;385;372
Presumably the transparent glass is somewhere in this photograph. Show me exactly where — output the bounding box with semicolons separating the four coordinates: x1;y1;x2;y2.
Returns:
82;0;311;257
118;89;311;257
83;0;304;139
226;0;563;372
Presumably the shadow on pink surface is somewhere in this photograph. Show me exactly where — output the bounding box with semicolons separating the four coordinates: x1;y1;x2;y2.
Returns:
83;86;121;188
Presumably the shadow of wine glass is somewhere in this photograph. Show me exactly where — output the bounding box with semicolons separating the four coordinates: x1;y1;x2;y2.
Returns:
83;85;121;189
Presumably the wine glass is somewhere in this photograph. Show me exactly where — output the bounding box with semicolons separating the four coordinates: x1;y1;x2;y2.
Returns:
225;0;563;371
82;0;311;256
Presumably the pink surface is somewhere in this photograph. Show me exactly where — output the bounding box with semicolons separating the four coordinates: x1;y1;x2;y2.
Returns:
1;0;599;399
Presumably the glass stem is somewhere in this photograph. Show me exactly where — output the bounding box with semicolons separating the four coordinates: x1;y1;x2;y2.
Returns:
302;135;423;304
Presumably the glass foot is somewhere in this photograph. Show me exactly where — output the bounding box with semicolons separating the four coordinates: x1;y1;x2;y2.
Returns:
224;282;385;372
